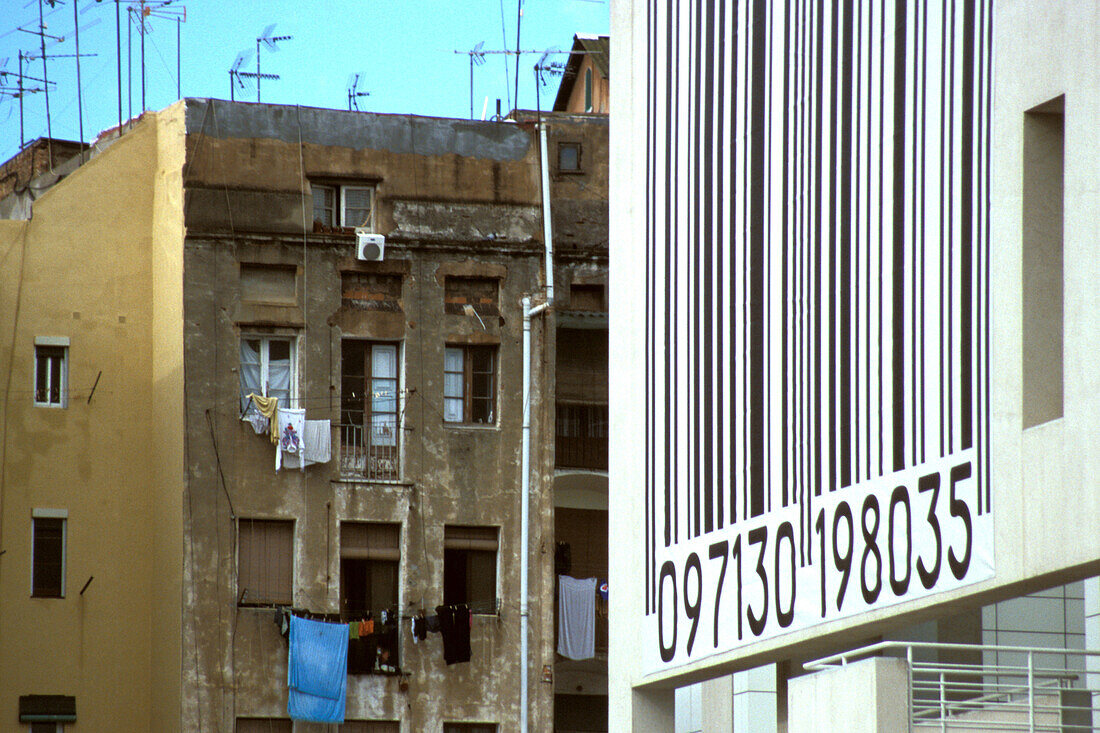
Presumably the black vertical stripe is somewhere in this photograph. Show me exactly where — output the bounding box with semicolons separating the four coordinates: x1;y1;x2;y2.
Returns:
877;0;886;478
960;0;974;451
749;0;767;518
728;0;739;526
813;0;825;498
891;0;907;473
691;0;702;539
703;0;716;534
918;0;928;464
663;2;675;548
716;0;727;530
781;0;790;510
839;0;854;489
828;0;840;492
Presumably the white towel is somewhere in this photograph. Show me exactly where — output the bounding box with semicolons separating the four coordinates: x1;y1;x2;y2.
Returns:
276;408;306;472
283;420;332;470
557;575;597;660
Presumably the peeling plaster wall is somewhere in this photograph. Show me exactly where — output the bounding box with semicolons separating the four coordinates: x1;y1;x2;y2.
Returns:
179;102;607;732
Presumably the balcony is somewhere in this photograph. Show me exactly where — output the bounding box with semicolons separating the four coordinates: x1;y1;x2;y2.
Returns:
338;423;399;481
556;403;608;471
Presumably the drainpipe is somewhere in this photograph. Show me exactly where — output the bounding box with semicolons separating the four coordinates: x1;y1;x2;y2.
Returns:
521;295;549;733
519;117;555;733
538;121;555;304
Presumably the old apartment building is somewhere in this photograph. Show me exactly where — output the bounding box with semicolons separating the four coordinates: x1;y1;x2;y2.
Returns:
0;99;608;732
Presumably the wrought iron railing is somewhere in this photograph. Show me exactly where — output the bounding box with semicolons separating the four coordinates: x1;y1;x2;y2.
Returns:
338;423;399;481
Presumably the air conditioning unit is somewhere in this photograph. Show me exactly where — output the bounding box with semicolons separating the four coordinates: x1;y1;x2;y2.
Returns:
355;230;385;261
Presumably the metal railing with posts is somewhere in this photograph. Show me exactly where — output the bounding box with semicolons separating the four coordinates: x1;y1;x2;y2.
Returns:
338;423;399;481
804;641;1100;732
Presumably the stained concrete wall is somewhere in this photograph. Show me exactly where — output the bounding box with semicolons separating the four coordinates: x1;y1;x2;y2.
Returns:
0;108;184;731
178;102;607;732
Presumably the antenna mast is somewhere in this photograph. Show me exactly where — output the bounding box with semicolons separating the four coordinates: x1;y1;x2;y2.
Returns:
255;24;291;104
346;73;370;111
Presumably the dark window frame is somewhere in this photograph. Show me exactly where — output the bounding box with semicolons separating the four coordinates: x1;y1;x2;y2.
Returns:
443;525;499;613
557;142;582;173
340;340;401;480
34;345;66;407
31;516;65;598
443;345;497;426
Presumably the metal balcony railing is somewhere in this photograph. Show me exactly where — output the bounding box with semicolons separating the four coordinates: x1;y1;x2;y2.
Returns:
338;423;399;481
805;641;1100;732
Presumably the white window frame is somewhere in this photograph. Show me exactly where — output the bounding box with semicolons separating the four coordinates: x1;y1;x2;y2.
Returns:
443;345;497;426
33;337;69;408
31;508;67;599
311;183;376;231
240;334;299;415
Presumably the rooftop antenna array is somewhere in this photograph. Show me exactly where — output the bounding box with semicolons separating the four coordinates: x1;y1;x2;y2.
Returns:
4;0;100;159
122;1;186;116
346;73;370;111
255;24;291;103
227;49;276;102
453;44;547;120
0;54;56;149
532;49;565;116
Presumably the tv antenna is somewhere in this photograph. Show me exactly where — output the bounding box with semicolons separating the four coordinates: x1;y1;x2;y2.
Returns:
532;50;566;116
0;54;55;149
255;24;291;103
453;44;547;119
123;1;186;114
346;73;370;111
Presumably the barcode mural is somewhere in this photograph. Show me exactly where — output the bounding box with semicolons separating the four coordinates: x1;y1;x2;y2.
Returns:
642;0;994;671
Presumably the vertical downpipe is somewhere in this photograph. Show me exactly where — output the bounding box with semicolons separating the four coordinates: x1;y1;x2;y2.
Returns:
539;122;555;304
520;296;533;733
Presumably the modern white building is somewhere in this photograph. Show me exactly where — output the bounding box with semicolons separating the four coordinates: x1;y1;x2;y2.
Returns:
609;0;1100;729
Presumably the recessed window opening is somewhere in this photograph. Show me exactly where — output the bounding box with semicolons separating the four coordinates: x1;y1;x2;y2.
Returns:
31;516;65;598
237;519;293;606
34;344;66;407
312;183;376;231
558;142;581;173
443;345;497;425
1022;97;1064;429
240;336;297;415
443;525;498;611
341;341;400;480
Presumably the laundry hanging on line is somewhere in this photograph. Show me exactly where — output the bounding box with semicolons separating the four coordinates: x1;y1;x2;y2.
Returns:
287;615;348;724
557;575;597;661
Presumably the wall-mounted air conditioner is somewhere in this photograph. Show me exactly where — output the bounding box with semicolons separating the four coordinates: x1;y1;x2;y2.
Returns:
356;230;385;261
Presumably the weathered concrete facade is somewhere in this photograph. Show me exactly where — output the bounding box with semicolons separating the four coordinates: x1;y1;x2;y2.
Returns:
0;98;607;731
180;101;608;731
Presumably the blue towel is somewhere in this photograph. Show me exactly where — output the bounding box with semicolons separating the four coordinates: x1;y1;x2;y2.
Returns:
287;615;348;723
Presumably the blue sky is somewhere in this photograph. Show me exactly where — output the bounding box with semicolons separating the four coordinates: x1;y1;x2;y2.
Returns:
0;0;609;163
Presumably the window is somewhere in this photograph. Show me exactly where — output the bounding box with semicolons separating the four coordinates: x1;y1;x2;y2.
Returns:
569;283;604;311
584;67;593;112
30;724;63;733
34;340;67;407
444;724;498;733
443;525;498;610
443;345;496;425
240;264;297;305
235;720;291;733
237;519;293;606
341;341;400;480
240;336;296;415
558;142;581;173
19;696;74;730
32;513;65;598
555;403;608;470
340;522;400;618
312;184;375;231
339;723;400;733
444;276;499;316
342;272;402;312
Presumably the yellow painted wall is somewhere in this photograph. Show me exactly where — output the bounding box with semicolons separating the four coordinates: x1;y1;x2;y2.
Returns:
0;107;184;731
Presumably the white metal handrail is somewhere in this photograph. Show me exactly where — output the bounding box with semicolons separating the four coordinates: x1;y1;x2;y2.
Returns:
804;641;1100;732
